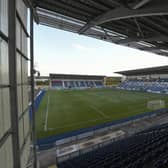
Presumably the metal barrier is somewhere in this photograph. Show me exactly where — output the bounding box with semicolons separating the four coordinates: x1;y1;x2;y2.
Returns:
29;89;46;120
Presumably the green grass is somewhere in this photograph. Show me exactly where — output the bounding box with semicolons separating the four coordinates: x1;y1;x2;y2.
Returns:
36;88;168;139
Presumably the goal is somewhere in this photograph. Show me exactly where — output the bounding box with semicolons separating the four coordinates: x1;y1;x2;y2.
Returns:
147;100;165;110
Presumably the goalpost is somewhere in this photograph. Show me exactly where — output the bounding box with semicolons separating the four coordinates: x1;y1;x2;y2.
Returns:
147;100;165;110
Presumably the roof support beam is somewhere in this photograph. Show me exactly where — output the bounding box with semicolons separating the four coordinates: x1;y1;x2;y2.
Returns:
23;0;39;23
115;35;168;44
132;0;152;9
8;0;21;167
83;0;109;11
141;45;168;51
105;0;123;7
30;7;37;168
37;0;92;17
79;0;168;34
142;17;168;35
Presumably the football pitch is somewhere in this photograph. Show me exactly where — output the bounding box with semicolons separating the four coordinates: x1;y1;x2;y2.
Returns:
36;88;168;139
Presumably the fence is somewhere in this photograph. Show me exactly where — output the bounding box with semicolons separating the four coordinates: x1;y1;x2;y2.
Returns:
29;89;46;120
56;130;126;163
37;107;168;150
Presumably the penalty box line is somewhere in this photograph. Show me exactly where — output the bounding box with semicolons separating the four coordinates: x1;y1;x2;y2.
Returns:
44;94;50;131
73;93;109;119
87;103;109;119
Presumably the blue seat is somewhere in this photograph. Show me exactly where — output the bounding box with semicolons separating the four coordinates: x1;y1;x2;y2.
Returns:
58;123;168;168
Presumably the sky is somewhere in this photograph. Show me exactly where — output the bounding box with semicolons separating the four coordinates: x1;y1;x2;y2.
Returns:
34;24;168;77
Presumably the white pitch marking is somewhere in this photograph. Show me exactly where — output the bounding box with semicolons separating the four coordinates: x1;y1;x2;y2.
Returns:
87;103;109;118
44;94;50;131
47;118;103;130
73;93;109;119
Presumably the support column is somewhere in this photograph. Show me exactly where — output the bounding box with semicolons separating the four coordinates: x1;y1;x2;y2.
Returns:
73;80;77;88
93;81;96;88
62;80;65;88
30;8;37;168
8;0;21;167
84;81;87;88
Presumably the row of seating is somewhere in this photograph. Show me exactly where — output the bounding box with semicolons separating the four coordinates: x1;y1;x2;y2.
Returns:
118;79;168;94
51;80;104;89
128;79;168;82
58;123;168;168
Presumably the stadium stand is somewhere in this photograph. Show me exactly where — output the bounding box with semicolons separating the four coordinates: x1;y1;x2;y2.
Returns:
63;81;68;88
58;123;168;168
79;81;85;88
70;81;75;88
5;1;168;167
51;80;63;88
95;81;104;88
49;74;105;89
118;79;168;94
116;66;168;94
85;81;90;87
75;81;80;88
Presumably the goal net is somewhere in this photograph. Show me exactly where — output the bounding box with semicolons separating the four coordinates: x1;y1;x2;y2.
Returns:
147;100;165;110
